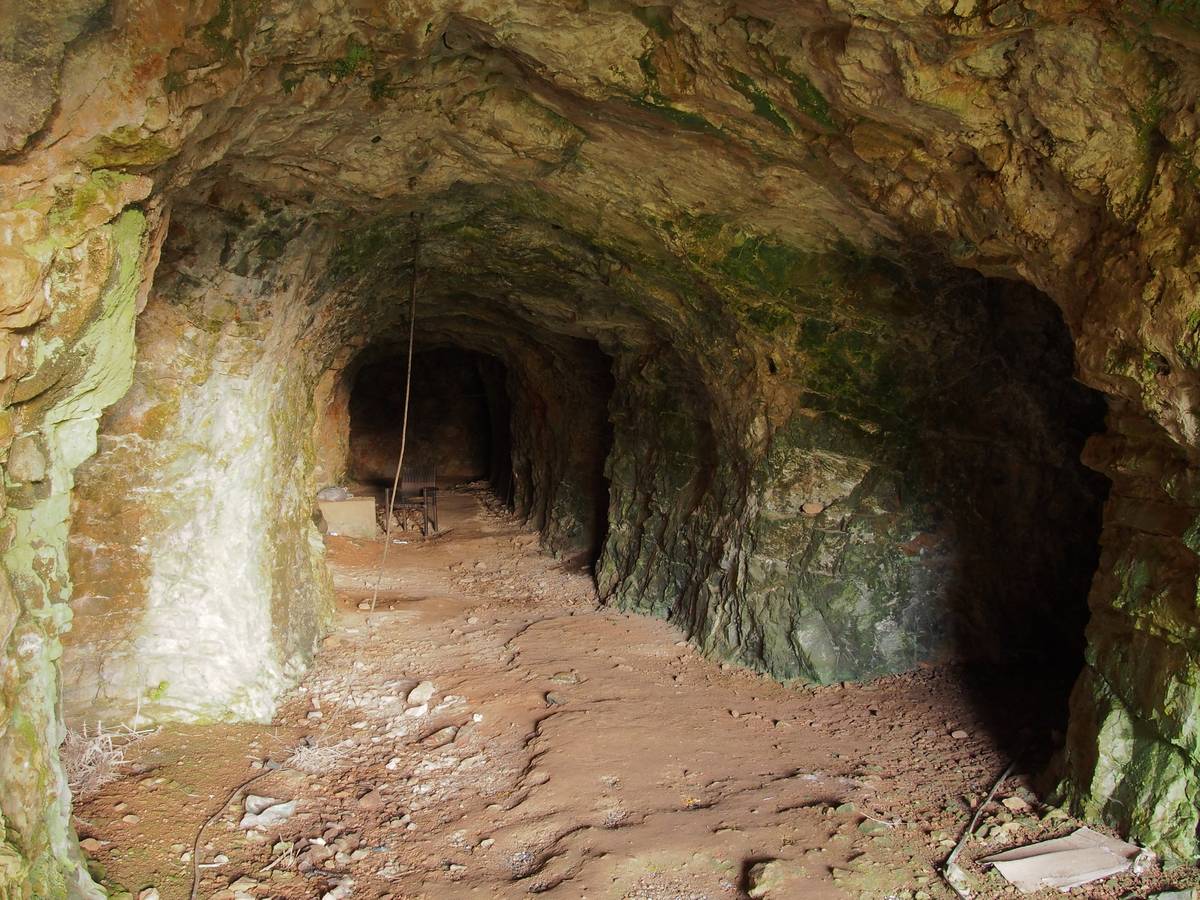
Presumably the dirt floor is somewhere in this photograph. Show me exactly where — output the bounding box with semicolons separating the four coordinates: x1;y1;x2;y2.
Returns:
74;488;1200;899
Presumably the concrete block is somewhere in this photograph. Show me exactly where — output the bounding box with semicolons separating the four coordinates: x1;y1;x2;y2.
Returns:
319;497;377;539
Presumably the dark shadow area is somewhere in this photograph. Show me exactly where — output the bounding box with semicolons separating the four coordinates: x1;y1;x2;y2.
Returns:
918;275;1111;761
477;354;514;507
585;358;616;571
349;346;497;486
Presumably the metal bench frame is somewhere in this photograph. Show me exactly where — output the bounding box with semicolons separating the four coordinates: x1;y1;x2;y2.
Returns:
387;464;439;536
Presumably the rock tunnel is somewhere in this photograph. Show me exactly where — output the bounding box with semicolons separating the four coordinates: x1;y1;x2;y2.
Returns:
1;0;1199;895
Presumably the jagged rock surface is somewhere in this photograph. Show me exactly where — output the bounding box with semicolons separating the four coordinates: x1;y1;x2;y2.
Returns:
0;0;1198;892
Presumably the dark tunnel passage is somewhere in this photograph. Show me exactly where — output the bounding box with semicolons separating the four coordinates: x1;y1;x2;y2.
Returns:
348;346;501;486
332;266;1109;722
344;339;616;569
907;277;1112;760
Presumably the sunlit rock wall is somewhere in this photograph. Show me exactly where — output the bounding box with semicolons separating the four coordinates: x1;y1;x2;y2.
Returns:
0;186;157;894
66;203;336;726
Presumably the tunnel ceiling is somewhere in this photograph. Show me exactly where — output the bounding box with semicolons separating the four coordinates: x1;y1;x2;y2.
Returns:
8;0;1197;412
9;0;1191;439
3;1;1200;894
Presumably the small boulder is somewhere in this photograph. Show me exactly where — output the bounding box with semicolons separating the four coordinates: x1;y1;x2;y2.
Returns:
357;789;384;810
746;859;787;898
407;681;436;705
239;800;296;830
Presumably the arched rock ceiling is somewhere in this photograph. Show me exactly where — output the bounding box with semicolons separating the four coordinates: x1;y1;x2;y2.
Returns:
19;0;1197;339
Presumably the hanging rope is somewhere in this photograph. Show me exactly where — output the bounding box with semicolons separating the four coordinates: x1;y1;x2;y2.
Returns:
368;213;421;615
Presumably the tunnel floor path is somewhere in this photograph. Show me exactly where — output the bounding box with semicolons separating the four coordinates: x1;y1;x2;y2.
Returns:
74;489;1192;899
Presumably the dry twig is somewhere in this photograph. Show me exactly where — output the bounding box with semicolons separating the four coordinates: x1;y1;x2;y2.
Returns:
62;723;155;798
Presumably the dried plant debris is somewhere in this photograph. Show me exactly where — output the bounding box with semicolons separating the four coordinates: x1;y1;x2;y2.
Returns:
284;737;355;774
61;723;154;798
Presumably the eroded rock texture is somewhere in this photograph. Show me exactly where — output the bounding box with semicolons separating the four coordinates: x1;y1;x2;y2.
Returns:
1;0;1198;891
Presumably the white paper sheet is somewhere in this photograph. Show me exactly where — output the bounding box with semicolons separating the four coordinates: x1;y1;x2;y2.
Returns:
979;827;1150;892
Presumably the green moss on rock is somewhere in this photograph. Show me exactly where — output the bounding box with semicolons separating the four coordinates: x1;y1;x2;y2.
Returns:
80;127;174;170
728;71;792;134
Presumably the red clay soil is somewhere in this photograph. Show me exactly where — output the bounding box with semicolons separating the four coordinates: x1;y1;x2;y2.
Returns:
74;489;1200;899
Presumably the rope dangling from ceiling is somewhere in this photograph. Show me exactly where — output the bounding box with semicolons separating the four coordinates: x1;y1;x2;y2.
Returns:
368;213;421;614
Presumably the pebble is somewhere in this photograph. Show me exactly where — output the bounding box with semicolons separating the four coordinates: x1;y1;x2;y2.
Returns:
858;819;890;835
80;838;104;853
424;726;458;746
121;814;140;824
407;681;436;705
467;616;479;625
357;789;384;810
240;800;297;830
138;890;160;900
245;795;280;815
950;729;969;739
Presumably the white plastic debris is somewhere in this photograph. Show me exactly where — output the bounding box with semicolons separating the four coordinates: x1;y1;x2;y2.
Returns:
980;826;1152;892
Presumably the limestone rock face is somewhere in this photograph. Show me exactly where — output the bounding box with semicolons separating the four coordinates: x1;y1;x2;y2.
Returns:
66;202;335;727
0;0;1198;890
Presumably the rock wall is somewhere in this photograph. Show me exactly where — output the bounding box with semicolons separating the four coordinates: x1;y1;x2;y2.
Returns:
0;0;1198;887
66;203;336;726
0;191;156;892
600;255;1108;683
1061;402;1200;859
